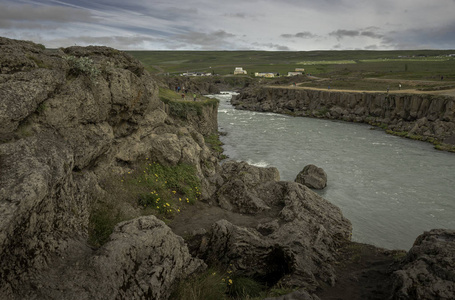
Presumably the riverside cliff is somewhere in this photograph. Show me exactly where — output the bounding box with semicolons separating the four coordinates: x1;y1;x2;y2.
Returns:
232;86;455;151
1;37;454;300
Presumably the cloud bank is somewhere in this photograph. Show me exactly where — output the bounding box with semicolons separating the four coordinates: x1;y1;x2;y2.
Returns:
1;0;455;50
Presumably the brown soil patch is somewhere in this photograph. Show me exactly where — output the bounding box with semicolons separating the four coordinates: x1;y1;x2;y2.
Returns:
168;200;281;237
315;242;405;300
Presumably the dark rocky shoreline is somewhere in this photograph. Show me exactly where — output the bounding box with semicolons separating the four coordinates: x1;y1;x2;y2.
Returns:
1;36;454;299
231;86;455;152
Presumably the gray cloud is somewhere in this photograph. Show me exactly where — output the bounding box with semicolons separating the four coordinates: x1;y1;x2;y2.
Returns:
172;30;237;49
281;31;317;39
0;3;94;25
329;29;360;39
46;35;159;49
360;31;384;39
1;0;455;50
223;12;247;18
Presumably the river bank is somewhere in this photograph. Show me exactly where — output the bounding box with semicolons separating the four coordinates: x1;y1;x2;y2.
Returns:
231;86;455;152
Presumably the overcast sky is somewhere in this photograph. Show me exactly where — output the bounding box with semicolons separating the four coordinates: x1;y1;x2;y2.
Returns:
1;0;455;51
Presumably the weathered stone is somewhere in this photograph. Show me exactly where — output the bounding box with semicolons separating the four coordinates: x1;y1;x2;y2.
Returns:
214;161;281;213
231;86;455;146
264;289;321;300
295;164;327;189
0;37;219;299
391;229;455;300
198;177;352;292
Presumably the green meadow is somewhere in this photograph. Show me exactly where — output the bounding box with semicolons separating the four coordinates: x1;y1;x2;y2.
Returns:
128;50;455;79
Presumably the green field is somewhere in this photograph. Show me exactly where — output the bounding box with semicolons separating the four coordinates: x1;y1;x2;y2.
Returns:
128;50;455;79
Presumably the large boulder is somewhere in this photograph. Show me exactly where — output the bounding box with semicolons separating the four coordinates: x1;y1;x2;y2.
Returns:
197;162;352;292
213;160;281;214
391;229;455;300
295;164;327;189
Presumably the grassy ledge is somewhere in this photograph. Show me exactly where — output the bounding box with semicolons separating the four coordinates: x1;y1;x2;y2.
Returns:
159;87;219;119
88;160;201;247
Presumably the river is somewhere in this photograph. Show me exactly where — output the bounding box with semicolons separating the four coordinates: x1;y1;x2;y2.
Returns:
208;92;455;250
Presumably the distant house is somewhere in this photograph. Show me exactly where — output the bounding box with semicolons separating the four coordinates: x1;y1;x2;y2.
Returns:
295;68;305;72
287;71;303;76
255;72;276;78
234;67;247;75
181;72;212;76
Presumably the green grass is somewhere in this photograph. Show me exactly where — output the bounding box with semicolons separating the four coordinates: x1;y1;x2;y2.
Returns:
128;50;455;81
88;160;202;247
204;133;226;159
159;87;219;118
170;266;297;300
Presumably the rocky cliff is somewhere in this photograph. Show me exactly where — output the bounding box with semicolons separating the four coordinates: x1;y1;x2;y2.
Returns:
0;37;218;299
1;37;454;300
232;86;455;151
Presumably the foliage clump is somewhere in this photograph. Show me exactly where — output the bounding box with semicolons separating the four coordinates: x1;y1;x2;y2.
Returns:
158;87;219;118
88;160;202;247
171;266;295;300
64;55;101;78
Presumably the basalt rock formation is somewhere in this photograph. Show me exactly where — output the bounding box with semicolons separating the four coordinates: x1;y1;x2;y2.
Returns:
232;86;455;149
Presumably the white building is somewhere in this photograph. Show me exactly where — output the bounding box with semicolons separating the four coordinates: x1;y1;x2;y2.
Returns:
234;67;247;75
287;72;303;76
255;72;276;78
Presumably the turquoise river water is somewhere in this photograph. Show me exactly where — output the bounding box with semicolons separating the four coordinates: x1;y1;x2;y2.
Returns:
208;92;455;250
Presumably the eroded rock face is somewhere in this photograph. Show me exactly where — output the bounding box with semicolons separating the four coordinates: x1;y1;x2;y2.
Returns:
213;160;281;213
198;161;352;292
0;37;217;299
295;164;327;189
391;229;455;300
232;87;455;145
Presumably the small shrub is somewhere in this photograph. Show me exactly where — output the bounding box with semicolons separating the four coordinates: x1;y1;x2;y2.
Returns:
226;275;264;298
158;87;219;118
204;133;225;155
170;268;228;300
88;201;126;247
126;161;201;219
64;55;101;78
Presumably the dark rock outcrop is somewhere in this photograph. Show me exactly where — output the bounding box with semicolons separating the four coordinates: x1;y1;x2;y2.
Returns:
0;37;215;299
232;87;455;148
295;164;327;189
391;229;455;300
197;161;352;292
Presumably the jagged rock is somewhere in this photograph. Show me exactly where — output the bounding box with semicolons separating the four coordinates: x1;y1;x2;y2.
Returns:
295;164;327;189
198;172;352;292
89;216;206;300
14;216;205;300
0;37;219;299
214;160;281;214
391;229;455;300
232;86;455;146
